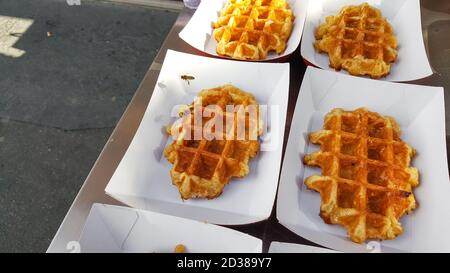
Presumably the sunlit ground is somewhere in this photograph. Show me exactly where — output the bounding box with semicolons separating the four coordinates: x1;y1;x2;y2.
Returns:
0;15;33;58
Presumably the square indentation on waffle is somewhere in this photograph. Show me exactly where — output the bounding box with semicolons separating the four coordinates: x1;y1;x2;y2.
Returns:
337;182;360;209
368;116;389;139
174;150;196;173
253;20;266;31
341;114;361;134
344;29;359;40
367;140;388;162
340;135;361;156
342;41;359;59
234;16;249;28
205;140;227;155
257;8;269;19
339;157;362;180
367;189;388;216
246;31;261;46
192;154;219;179
363;44;381;60
365;19;382;31
364;32;381;43
344;18;360;28
367;163;389;187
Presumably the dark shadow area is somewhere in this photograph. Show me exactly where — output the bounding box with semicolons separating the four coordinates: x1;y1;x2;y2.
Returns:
420;0;450;168
0;0;178;252
422;0;450;14
428;20;450;73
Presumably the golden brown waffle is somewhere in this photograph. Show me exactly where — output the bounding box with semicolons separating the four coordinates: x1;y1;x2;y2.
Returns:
164;85;261;200
303;108;419;243
315;3;398;78
213;0;294;60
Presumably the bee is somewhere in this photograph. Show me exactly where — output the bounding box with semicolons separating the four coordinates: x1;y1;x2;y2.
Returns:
181;74;195;85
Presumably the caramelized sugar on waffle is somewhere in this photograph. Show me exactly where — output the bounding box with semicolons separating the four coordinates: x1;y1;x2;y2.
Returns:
164;85;262;200
213;0;294;60
315;3;398;78
303;108;419;243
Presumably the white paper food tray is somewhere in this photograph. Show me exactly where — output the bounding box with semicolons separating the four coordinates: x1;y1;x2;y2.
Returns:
179;0;309;61
105;50;289;225
77;204;262;253
277;66;449;252
300;0;432;81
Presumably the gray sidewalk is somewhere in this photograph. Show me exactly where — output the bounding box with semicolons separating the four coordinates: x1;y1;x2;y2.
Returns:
0;0;178;252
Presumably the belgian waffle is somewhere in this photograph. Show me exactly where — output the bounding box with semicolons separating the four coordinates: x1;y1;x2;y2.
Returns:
315;3;398;78
213;0;294;60
304;108;419;243
164;85;261;199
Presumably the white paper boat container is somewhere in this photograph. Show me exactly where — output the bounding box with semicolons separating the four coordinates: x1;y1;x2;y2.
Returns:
105;50;289;225
300;0;433;81
277;66;449;253
179;0;309;61
78;204;262;253
269;241;339;253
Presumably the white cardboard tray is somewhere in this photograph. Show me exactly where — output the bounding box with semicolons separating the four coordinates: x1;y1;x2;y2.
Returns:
277;66;449;252
179;0;309;61
78;204;262;253
300;0;433;81
105;50;289;225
